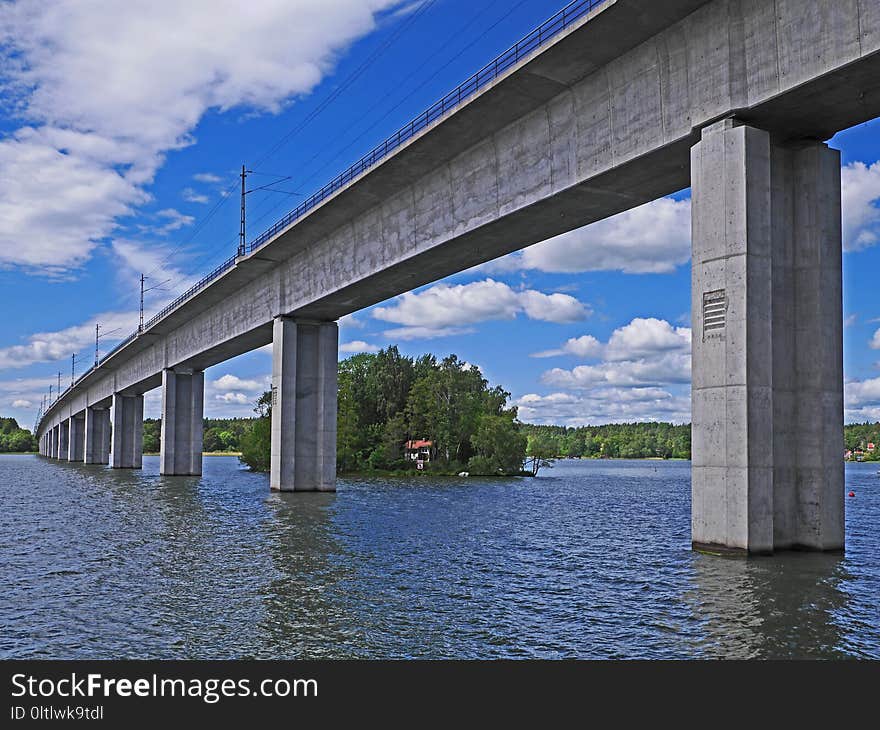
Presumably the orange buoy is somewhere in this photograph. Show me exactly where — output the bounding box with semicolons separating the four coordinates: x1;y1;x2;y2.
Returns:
848;491;855;498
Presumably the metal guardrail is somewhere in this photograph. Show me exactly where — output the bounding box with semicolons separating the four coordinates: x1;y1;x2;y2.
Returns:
39;0;607;431
247;0;605;252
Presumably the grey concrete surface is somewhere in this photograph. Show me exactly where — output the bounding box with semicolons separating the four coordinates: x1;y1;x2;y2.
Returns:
691;120;844;554
270;319;338;491
67;415;84;463
84;407;111;465
159;369;205;476
110;394;143;469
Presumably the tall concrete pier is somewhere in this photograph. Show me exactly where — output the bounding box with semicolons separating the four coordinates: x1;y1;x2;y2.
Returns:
160;368;205;476
270;319;338;491
84;407;111;465
691;119;844;554
110;394;144;469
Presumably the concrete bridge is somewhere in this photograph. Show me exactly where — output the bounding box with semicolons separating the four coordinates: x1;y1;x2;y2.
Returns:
36;0;880;554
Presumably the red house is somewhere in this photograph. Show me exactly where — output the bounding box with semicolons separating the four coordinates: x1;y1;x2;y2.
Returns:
405;439;433;466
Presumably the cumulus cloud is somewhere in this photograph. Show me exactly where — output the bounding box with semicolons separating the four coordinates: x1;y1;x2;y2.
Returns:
340;340;380;353
0;310;138;371
845;376;880;422
532;335;603;359
542;353;691;389
0;0;404;272
605;318;691;361
0;128;147;272
841;160;880;251
373;278;588;340
531;318;691;363
523;317;693;423
215;392;250;405
212;374;267;392
515;389;691;426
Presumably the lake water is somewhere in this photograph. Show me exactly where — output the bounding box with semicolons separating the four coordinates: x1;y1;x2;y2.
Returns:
1;455;877;659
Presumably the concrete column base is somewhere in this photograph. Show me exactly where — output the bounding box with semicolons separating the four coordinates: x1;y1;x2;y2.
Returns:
160;368;205;476
270;318;338;492
110;393;144;469
691;119;844;554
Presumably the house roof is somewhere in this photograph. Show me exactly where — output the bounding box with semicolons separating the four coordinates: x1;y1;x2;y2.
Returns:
405;440;432;449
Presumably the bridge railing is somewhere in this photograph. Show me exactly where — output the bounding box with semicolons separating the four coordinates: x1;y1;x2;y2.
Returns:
247;0;605;253
38;0;607;432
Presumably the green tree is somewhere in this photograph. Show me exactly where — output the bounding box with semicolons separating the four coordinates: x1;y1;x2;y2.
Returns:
469;413;526;475
142;419;161;454
239;395;271;471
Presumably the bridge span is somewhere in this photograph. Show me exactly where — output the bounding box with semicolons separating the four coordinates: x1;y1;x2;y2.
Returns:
36;0;880;554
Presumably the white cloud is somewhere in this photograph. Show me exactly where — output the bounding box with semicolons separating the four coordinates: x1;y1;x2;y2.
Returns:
215;392;249;405
846;376;880;407
542;353;691;389
0;0;404;272
529;317;692;422
212;374;267;392
532;334;603;359
841;160;880;251
181;188;210;204
0;310;138;371
12;399;33;408
870;328;880;350
340;340;380;353
605;317;691;361
515;389;690;426
155;208;194;233
531;318;691;363
484;197;691;275
0;128;147;272
373;278;588;340
845;376;880;422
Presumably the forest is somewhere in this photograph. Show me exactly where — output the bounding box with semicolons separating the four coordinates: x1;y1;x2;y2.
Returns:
0;418;36;453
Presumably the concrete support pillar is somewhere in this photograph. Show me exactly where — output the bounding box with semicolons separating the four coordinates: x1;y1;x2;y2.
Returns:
270;318;338;492
84;407;111;465
110;393;144;469
68;415;84;462
691;119;844;554
159;368;205;476
58;420;70;462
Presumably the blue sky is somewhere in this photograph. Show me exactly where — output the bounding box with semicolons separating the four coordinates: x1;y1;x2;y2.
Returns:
1;0;879;429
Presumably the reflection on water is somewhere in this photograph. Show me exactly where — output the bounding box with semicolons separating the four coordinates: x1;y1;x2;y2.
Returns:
0;455;877;659
688;552;849;658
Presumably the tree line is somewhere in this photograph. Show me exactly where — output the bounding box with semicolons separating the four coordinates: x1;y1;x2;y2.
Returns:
3;358;877;468
520;422;692;461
